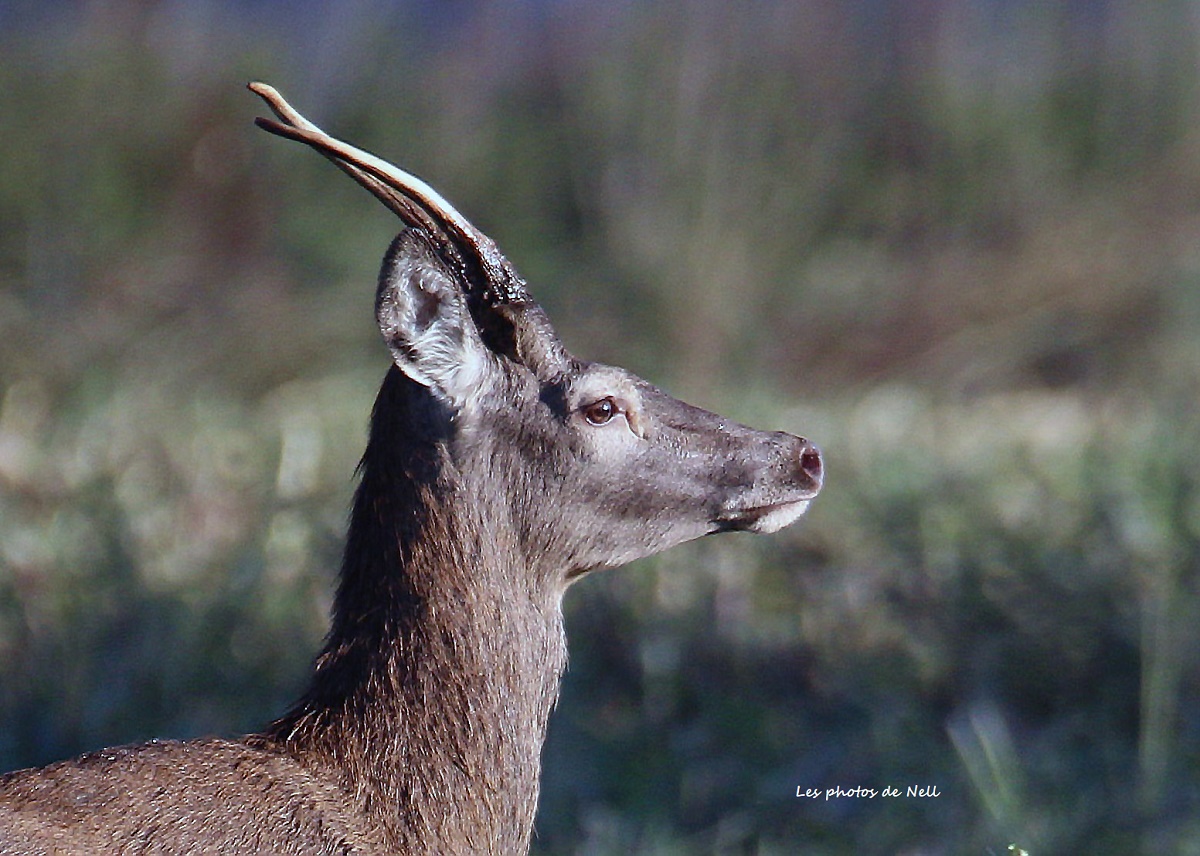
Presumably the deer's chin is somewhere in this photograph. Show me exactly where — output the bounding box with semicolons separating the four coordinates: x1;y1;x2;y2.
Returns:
723;499;812;535
752;500;812;533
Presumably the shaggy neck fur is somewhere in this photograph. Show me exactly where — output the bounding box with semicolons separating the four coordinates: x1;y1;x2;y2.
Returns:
257;368;568;854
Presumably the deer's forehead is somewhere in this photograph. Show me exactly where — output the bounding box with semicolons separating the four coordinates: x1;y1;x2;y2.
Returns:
560;364;644;406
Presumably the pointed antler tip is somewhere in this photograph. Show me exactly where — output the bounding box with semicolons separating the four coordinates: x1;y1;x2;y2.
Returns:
248;82;304;132
253;115;286;135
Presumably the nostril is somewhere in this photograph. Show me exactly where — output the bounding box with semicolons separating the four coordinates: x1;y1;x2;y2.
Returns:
798;441;823;486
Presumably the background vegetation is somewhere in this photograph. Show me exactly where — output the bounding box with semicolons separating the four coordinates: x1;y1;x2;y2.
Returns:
2;1;1198;853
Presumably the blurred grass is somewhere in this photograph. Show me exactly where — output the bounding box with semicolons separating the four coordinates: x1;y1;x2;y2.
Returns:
2;1;1199;853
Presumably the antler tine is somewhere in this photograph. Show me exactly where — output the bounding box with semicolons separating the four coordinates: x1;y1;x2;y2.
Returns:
249;82;453;249
248;82;529;303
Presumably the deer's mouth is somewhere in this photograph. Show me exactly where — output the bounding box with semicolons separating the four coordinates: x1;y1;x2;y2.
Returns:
714;437;823;534
715;496;814;535
746;498;814;533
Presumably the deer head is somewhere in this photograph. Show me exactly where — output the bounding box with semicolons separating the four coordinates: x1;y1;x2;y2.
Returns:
249;83;823;591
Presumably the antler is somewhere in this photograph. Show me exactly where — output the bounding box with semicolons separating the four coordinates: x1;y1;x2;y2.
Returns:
248;82;530;305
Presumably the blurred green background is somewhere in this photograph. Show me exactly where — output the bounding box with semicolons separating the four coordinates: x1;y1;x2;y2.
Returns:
2;1;1198;853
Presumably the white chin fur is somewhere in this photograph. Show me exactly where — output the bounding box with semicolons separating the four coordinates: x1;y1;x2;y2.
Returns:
751;500;811;534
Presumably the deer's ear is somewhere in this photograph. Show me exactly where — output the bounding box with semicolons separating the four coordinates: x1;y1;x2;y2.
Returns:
376;230;492;406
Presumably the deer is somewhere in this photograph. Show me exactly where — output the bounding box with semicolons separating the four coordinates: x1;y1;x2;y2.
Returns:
0;83;823;855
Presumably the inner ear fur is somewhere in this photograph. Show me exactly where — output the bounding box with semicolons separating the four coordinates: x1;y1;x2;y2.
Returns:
376;229;492;406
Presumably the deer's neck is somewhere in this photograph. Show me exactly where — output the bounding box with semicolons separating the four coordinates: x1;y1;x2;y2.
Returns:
259;376;567;853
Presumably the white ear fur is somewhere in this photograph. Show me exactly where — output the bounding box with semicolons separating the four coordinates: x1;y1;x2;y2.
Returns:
376;230;492;407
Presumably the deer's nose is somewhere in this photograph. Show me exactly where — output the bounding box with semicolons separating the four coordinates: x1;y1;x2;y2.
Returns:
796;439;823;496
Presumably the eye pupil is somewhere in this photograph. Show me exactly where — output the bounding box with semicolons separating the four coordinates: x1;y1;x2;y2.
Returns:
584;398;617;425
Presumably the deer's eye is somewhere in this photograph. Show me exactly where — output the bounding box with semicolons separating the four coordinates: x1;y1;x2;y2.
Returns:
582;397;619;426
